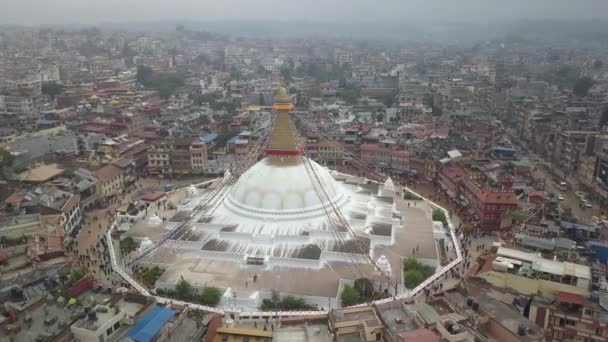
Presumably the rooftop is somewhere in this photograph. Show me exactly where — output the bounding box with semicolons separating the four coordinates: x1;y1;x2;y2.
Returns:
17;164;64;183
73;305;121;332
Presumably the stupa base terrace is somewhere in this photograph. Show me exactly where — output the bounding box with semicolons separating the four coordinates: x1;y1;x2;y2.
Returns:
119;170;457;311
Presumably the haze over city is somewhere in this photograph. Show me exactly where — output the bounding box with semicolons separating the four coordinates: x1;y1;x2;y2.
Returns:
3;0;608;25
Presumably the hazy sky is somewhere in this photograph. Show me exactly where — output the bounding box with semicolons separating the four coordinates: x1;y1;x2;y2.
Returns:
2;0;608;25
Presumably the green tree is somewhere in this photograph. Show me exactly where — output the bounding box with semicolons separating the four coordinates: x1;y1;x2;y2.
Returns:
354;278;374;301
136;65;184;98
257;65;268;75
200;286;222;306
599;107;608;128
432;209;447;225
376;112;385;123
593;60;603;70
402;257;435;289
511;211;523;223
383;92;396;108
341;85;360;104
175;277;193;300
309;81;322;98
120;236;138;254
136;65;154;84
0;149;15;169
573;76;594;97
280;67;292;82
259;93;265;106
42;81;64;98
67;269;85;287
403;270;425;288
340;284;361;306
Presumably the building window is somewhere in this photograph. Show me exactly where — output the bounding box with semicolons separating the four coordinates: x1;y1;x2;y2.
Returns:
106;327;113;336
114;321;120;330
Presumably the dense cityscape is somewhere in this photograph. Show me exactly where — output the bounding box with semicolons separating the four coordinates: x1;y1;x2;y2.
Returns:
2;7;608;342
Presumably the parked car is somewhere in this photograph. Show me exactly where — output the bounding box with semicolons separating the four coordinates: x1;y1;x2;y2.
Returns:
558;195;565;201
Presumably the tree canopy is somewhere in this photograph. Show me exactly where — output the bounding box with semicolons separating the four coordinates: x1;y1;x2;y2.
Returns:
599;107;608;128
42;81;64;98
432;209;447;225
340;284;361;307
403;258;435;289
199;286;222;306
119;236;138;254
572;76;595;97
137;65;185;98
261;291;317;311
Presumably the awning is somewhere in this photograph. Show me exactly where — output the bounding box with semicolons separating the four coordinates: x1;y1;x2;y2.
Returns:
558;291;585;305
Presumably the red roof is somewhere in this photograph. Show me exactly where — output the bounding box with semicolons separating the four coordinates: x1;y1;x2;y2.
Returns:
4;194;24;204
94;164;123;180
440;165;468;183
0;250;9;263
558;291;585;306
483;191;518;206
398;328;440;342
141;191;165;202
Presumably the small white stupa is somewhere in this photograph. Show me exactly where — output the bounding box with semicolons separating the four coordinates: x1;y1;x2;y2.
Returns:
383;177;395;191
186;184;199;197
139;237;153;251
375;255;392;278
148;215;162;226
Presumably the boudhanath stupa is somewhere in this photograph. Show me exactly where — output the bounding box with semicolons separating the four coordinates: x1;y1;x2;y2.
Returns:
130;86;443;308
182;86;399;259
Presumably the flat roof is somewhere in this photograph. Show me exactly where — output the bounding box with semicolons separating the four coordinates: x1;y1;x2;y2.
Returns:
497;247;590;279
125;306;175;342
216;327;273;337
17;164;64;182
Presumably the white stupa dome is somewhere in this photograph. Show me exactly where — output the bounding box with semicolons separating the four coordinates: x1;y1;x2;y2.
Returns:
224;157;349;220
375;255;392;278
148;215;162;225
140;237;153;251
187;184;199;197
384;177;395;191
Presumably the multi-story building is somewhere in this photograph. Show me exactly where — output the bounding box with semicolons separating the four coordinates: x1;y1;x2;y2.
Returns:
438;164;468;198
460;179;517;230
147;141;173;176
94;164;125;205
329;305;384;342
190;140;208;175
70;305;126;342
147;138;210;176
360;144;410;174
0;95;40;115
528;291;608;341
333;49;353;67
553;131;598;177
480;247;591;298
172;138;195;175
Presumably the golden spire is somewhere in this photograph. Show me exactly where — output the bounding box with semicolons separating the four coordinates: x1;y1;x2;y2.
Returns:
266;86;299;159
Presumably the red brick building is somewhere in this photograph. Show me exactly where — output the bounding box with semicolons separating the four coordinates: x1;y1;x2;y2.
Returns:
461;179;518;230
438;164;468;198
360;144;409;174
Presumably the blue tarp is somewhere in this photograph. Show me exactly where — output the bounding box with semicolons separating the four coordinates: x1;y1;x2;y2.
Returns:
125;306;175;342
560;220;596;232
588;240;608;263
200;133;218;143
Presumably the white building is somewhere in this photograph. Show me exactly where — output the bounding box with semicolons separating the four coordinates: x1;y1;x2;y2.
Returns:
70;305;126;342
